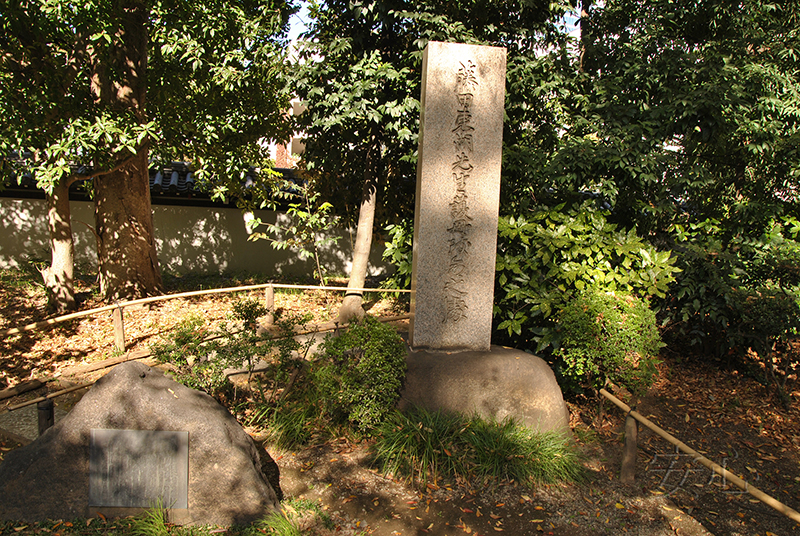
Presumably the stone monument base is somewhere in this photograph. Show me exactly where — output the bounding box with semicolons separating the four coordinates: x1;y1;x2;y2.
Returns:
399;346;571;436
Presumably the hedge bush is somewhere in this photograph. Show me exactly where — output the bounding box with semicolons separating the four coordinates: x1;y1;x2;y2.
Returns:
494;202;678;352
553;287;663;396
314;315;407;432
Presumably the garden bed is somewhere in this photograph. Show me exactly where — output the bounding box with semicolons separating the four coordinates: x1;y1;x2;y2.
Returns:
1;269;799;535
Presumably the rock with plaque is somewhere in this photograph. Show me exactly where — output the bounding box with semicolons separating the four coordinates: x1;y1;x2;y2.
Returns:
0;362;280;525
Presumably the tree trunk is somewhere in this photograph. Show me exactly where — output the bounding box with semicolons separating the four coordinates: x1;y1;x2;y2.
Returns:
336;143;380;324
95;147;163;301
92;0;162;301
579;0;593;73
42;178;77;314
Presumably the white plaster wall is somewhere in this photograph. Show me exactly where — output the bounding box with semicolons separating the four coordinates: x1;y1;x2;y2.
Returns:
0;197;388;278
0;199;98;270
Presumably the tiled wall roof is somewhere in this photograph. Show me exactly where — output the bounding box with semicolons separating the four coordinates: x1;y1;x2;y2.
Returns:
149;162;199;196
1;160;297;207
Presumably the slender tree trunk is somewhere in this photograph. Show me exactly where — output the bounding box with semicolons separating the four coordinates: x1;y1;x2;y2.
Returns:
336;142;380;324
93;0;162;301
96;148;163;301
42;178;77;313
579;0;593;73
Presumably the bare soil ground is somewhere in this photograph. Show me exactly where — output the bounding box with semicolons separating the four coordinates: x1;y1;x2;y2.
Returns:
1;272;800;535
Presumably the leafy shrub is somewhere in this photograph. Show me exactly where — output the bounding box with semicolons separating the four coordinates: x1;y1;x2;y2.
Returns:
150;297;310;401
373;407;583;487
315;316;407;431
381;219;414;293
149;313;233;397
251;315;407;446
247;181;340;287
231;297;268;331
662;216;800;357
553;287;663;396
730;289;800;356
494;202;679;352
149;314;208;365
728;288;800;406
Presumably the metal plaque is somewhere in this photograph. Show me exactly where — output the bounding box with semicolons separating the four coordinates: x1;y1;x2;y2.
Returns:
89;429;189;508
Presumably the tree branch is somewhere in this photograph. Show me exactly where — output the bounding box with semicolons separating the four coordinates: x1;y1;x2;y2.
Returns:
72;149;144;181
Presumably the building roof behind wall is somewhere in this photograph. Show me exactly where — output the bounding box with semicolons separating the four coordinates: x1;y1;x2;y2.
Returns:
0;161;298;208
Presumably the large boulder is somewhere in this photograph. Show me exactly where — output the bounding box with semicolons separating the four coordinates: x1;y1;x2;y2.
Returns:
0;361;281;526
400;346;571;436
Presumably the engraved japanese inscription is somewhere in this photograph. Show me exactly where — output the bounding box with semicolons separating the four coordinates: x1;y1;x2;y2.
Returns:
444;60;480;323
89;429;189;509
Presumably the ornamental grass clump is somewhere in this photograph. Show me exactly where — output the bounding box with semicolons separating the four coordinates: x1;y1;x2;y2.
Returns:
129;499;170;536
553;287;663;396
249;498;334;536
373;407;583;488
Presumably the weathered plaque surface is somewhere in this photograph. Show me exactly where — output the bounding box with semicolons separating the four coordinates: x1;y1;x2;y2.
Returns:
410;41;507;352
89;429;189;508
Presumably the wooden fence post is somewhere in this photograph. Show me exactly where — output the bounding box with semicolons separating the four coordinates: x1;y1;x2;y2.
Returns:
113;305;126;353
621;412;638;483
264;284;274;325
38;399;54;436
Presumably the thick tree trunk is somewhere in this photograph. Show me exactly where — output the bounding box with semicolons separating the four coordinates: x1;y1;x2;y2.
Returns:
92;0;162;301
95;147;163;301
42;179;77;313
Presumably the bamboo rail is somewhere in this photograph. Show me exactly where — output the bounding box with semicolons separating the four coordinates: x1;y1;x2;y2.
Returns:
599;388;800;525
7;383;94;412
0;379;45;401
0;283;411;339
2;313;411;414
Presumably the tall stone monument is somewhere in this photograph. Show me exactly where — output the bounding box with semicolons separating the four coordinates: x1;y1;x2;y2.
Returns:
410;41;507;352
403;42;570;436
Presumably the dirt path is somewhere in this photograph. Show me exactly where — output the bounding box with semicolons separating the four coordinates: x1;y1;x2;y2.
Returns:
270;437;715;536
